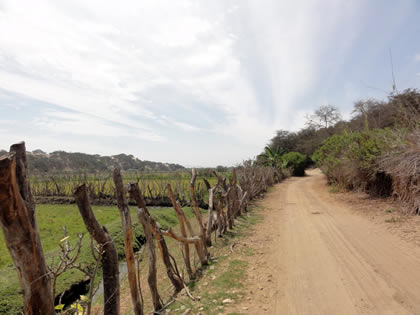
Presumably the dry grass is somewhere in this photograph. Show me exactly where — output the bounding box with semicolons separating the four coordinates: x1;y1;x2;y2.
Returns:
379;130;420;214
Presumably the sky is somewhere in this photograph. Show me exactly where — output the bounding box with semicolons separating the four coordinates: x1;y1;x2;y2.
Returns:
1;0;419;167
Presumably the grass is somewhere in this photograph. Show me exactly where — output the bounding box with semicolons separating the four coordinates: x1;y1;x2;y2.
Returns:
0;204;196;314
165;205;263;315
385;216;403;223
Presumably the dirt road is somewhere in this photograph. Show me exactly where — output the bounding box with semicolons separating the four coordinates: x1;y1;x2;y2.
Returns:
232;169;420;315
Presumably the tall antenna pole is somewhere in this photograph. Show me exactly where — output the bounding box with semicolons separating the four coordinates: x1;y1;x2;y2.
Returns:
389;48;397;94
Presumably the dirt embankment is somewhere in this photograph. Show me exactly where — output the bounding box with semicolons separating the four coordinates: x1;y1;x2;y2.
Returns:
227;169;420;315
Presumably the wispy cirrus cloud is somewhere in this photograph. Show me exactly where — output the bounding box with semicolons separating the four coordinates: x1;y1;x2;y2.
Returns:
35;110;165;141
0;0;419;165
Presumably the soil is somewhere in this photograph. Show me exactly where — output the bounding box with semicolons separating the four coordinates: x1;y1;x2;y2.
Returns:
227;169;420;314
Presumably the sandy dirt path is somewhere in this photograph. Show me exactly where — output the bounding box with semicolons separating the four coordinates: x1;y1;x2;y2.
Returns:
232;169;420;315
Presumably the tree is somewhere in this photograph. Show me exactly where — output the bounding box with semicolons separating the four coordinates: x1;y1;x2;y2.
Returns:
306;105;342;129
216;165;227;172
268;130;297;154
281;152;307;176
295;127;322;157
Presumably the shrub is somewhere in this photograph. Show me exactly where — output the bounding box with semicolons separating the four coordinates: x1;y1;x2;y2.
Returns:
281;152;307;176
312;129;401;195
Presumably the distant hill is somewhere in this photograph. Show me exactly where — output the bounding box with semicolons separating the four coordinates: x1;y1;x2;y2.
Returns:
0;149;185;173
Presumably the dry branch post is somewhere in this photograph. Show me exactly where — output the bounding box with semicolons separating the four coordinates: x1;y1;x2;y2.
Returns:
74;184;120;315
137;207;163;311
232;169;241;218
167;175;208;266
113;168;143;315
189;169;209;263
128;183;184;293
167;184;193;278
211;171;231;232
205;180;220;246
215;200;226;237
238;189;249;214
0;143;55;315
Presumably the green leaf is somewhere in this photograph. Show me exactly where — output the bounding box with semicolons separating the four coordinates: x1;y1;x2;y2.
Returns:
71;303;84;314
60;236;69;243
54;304;65;310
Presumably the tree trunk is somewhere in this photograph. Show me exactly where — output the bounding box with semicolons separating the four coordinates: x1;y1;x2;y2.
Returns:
113;168;143;315
74;185;120;315
0;144;55;315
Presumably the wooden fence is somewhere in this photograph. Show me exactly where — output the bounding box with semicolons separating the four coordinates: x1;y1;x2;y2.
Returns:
0;142;281;315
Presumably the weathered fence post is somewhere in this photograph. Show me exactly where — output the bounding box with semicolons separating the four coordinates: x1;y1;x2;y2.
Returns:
232;169;241;218
169;182;207;269
167;184;193;278
113;168;143;315
128;183;184;293
189;169;209;263
0;142;55;315
74;184;120;315
137;207;163;311
205;182;219;246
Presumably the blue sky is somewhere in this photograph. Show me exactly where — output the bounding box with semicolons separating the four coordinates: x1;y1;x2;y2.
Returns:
1;0;419;166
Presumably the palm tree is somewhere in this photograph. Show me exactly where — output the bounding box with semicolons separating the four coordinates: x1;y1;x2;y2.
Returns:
257;146;286;169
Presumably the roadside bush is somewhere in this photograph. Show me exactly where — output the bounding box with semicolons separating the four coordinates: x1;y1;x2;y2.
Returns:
312;129;399;195
379;130;420;213
281;152;307;176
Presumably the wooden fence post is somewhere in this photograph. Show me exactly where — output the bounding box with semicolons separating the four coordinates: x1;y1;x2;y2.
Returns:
137;208;163;311
167;184;193;279
205;184;218;246
74;185;120;315
0;143;55;315
189;169;209;263
113;168;143;315
128;183;184;293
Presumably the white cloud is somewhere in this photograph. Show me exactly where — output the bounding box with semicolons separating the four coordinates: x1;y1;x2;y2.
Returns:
0;0;415;165
172;121;201;132
34;110;165;141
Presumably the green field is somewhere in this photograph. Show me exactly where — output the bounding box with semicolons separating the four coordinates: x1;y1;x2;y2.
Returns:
29;171;220;201
0;203;196;314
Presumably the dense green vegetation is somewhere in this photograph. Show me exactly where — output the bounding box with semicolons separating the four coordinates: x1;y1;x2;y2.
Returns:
312;90;418;204
281;152;307;176
256;146;306;176
312;129;397;193
260;88;419;212
0;204;196;314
